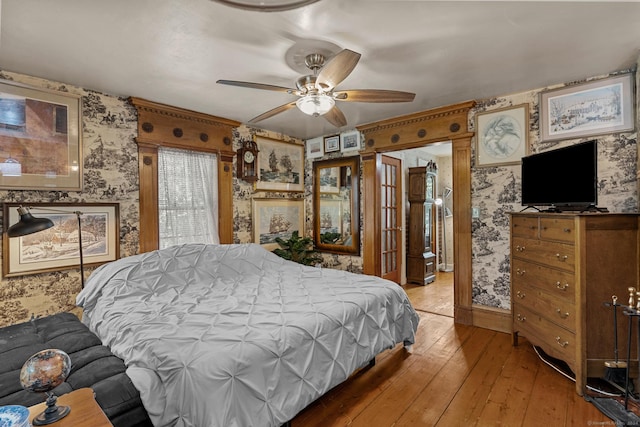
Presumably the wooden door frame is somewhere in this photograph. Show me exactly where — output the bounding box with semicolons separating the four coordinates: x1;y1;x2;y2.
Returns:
357;101;475;325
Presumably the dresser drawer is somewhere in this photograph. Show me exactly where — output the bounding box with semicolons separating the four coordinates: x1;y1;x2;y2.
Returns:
512;280;575;332
513;302;576;368
512;258;574;299
540;217;575;243
512;237;575;272
511;216;539;238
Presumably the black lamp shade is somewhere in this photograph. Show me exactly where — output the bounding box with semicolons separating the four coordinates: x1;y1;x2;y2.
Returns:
7;207;54;237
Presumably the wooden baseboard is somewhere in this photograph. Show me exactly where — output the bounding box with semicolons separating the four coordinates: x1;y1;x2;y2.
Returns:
472;304;512;334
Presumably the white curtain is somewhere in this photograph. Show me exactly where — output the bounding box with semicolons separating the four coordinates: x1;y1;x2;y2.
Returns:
158;147;219;249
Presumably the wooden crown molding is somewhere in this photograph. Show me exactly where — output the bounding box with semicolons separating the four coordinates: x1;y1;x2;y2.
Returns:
357;100;476;152
129;97;240;154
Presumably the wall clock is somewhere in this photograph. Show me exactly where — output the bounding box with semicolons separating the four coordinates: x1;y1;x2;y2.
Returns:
237;139;259;182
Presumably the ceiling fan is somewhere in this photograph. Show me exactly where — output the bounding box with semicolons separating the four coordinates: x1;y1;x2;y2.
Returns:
216;49;416;128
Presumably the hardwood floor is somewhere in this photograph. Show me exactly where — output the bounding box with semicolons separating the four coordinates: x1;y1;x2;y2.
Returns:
290;272;611;426
404;271;454;318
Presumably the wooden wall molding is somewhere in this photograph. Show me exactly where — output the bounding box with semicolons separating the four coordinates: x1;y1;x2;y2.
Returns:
130;96;239;156
357;100;475;152
130;97;240;252
357;100;476;326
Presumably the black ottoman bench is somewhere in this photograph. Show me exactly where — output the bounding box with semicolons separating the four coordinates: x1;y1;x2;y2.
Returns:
0;312;153;427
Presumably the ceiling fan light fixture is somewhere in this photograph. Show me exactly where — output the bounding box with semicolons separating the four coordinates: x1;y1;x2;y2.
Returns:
212;0;321;12
296;94;334;117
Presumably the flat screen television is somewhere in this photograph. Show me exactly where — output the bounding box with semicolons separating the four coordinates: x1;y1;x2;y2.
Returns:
521;140;601;212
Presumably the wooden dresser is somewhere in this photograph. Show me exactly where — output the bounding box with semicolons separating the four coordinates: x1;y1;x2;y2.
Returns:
510;212;640;395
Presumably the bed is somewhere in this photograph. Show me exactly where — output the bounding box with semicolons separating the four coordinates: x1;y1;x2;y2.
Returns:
76;243;420;427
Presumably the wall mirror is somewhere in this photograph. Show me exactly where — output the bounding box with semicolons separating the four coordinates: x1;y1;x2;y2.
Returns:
313;156;360;255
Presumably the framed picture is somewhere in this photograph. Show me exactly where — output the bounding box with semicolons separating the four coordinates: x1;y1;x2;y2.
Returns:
306;136;324;159
252;198;304;251
318;164;340;193
340;130;361;153
0;79;83;190
255;137;304;192
324;135;340;153
540;73;635;142
475;103;529;167
319;199;342;234
2;202;120;277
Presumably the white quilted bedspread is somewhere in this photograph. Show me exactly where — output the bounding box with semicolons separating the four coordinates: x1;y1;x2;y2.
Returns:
77;243;419;427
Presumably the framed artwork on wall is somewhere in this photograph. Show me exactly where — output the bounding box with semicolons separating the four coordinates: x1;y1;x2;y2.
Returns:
2;202;120;277
0;79;83;190
255;136;304;192
252;198;304;251
306;136;324;159
475;103;529;167
539;73;635;142
340;130;361;153
324;135;340;153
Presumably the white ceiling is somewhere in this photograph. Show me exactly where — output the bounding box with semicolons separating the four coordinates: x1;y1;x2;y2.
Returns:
1;0;639;141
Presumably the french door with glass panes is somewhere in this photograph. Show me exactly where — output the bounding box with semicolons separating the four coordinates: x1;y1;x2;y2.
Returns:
381;155;402;283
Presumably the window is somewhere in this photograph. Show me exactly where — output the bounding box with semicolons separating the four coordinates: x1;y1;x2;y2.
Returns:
158;147;219;249
54;105;68;134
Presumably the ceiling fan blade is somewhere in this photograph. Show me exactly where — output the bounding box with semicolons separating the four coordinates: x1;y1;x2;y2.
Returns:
333;89;416;103
323;105;347;128
248;101;298;123
217;79;295;94
316;49;361;91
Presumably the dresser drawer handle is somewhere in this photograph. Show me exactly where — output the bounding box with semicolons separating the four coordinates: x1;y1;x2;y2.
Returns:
515;245;525;252
563;228;571;233
516;314;526;322
556;282;569;291
516;268;525;276
516;291;525;299
555;336;569;348
556;308;569;319
555;253;568;261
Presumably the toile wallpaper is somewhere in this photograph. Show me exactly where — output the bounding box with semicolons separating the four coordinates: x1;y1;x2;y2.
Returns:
0;67;638;328
469;74;638;309
0;70;140;327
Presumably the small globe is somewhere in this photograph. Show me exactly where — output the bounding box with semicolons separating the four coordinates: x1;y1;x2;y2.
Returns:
20;349;71;393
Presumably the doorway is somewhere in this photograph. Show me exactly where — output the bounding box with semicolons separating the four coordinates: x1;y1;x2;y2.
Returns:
357;100;475;326
385;143;454;316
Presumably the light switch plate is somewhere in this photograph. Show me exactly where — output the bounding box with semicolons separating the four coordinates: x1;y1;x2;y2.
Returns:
472;207;480;218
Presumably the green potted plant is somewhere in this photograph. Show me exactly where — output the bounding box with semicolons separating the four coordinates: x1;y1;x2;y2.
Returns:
272;231;323;266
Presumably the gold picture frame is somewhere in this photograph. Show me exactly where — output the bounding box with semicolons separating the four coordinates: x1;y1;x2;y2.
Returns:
252;198;304;251
0;79;83;190
255;137;304;192
3;202;120;277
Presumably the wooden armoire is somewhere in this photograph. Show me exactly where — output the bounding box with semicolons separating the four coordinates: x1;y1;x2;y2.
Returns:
407;167;437;285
